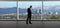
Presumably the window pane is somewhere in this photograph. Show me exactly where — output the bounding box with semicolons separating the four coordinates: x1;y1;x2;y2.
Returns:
18;1;42;20
43;0;60;1
0;0;17;1
18;0;42;1
0;1;17;20
43;1;60;20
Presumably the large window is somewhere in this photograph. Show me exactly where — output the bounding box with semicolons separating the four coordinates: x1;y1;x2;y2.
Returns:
0;1;17;20
43;1;60;20
0;1;60;20
18;1;42;20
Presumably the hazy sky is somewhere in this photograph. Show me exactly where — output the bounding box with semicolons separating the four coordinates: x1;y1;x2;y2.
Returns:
18;1;42;8
44;1;60;6
0;1;60;8
0;1;16;8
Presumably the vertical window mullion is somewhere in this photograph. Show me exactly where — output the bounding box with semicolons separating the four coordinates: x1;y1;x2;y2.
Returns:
41;0;43;20
16;1;19;20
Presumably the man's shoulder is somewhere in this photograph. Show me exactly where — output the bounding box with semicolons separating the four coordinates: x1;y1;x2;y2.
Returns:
28;8;30;9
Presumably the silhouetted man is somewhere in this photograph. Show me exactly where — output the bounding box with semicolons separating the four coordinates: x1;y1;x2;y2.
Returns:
26;5;32;24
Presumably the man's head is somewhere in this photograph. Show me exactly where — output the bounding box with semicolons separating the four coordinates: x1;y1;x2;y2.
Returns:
30;5;32;8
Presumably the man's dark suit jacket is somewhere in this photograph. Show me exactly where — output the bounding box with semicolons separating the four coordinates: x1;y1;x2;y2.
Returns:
27;8;32;17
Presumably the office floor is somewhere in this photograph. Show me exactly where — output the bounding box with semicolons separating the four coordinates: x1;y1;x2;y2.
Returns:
0;21;60;28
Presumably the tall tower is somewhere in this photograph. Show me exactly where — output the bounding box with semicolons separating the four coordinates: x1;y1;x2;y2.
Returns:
56;12;58;15
39;9;41;14
46;9;48;15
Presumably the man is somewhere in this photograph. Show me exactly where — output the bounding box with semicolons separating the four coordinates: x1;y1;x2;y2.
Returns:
26;5;32;24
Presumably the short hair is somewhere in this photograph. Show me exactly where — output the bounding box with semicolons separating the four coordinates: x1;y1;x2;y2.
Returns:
30;5;32;8
30;5;32;7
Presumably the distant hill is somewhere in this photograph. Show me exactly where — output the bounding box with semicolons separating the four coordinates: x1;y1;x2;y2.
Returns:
43;5;60;12
1;6;60;14
0;7;41;14
0;7;16;14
